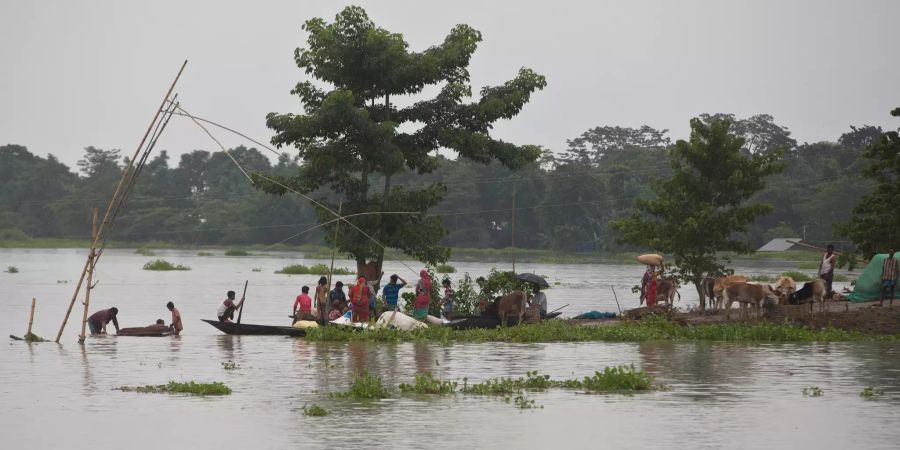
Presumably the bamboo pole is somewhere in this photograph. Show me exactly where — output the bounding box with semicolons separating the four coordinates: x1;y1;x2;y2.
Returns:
26;298;36;337
511;179;517;274
236;280;249;324
326;201;343;322
56;60;187;342
78;208;99;343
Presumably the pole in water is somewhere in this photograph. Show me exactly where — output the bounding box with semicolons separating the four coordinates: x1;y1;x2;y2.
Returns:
326;200;343;321
27;298;36;338
510;178;516;274
236;280;249;324
611;286;622;315
56;60;188;343
79;207;99;344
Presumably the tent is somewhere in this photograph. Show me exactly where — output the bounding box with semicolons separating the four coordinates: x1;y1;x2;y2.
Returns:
848;252;899;302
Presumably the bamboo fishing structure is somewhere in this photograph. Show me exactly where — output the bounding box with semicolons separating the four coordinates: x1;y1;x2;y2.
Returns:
27;298;36;337
78;208;99;343
55;60;187;343
236;280;249;324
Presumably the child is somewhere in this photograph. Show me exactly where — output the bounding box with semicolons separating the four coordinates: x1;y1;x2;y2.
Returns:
441;279;455;320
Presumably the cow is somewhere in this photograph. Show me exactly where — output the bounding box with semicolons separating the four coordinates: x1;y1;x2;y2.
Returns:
713;275;748;310
700;277;717;311
773;276;797;305
722;282;779;320
789;279;827;312
497;291;527;326
656;278;681;305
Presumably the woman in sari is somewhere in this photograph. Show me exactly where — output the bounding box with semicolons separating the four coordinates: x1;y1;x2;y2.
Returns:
414;269;432;321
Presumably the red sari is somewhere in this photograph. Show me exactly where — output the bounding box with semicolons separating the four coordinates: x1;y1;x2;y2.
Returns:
349;278;371;323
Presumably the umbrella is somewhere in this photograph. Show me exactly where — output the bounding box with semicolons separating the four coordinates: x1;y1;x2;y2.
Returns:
516;273;549;288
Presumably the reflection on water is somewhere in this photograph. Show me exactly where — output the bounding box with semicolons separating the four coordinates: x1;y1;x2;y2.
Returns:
1;248;895;449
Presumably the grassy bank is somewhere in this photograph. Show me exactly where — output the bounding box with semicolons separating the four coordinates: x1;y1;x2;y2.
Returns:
303;317;895;344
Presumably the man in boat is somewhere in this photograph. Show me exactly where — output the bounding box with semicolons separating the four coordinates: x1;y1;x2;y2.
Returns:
328;281;347;320
528;284;548;319
382;274;407;312
167;301;183;335
87;307;119;335
293;286;315;323
217;291;245;323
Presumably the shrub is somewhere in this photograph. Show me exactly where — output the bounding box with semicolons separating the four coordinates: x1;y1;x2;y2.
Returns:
436;264;456;273
143;260;190;271
225;249;250;256
578;365;654;392
399;372;457;394
303;404;328;416
330;371;391;400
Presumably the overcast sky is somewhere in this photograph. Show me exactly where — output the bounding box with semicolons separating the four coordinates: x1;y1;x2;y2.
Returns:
1;0;897;169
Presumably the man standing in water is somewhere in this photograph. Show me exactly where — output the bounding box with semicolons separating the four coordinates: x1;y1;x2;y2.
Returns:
217;291;244;323
880;249;898;307
87;307;119;335
819;244;837;295
167;301;183;335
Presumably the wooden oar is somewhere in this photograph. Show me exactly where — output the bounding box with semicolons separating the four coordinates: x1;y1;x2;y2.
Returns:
236;280;248;324
548;304;569;314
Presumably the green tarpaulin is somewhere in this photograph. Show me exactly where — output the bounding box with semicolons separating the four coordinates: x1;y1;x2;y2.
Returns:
848;252;899;302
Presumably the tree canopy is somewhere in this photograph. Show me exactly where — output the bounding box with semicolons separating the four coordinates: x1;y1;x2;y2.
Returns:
255;6;547;275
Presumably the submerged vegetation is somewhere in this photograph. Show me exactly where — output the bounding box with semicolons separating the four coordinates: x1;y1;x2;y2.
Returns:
802;386;824;397
305;316;889;344
303;404;328;416
329;371;391;400
117;381;231;396
276;264;352;275
142;259;190;271
4;265;18;273
860;387;884;398
399;372;458;394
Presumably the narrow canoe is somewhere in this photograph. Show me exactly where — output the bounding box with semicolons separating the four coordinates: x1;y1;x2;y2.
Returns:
201;319;306;337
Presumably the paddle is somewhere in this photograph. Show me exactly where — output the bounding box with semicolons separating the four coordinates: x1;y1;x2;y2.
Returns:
611;287;622;315
548;304;569;314
236;280;248;325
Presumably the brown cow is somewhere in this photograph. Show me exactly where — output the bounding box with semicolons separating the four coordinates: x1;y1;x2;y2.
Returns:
700;277;717;311
656;279;681;305
722;282;779;320
773;276;797;305
497;290;527;326
713;275;748;310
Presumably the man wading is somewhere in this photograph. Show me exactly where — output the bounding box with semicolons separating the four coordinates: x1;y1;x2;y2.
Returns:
87;307;119;335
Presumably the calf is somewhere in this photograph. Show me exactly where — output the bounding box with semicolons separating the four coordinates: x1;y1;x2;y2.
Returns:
722;282;779;320
713;275;748;310
656;279;681;305
789;279;827;312
773;276;797;305
497;291;527;326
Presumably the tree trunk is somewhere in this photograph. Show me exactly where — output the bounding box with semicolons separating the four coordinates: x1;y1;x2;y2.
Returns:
695;280;705;312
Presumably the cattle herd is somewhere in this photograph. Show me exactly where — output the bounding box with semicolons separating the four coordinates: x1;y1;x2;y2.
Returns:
677;274;831;319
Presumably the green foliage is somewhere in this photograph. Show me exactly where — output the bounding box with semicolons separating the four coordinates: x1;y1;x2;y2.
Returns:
257;5;546;275
612;117;784;304
330;371;391;400
275;264;352;275
860;387;884;398
221;360;240;371
435;263;456;273
5;265;18;273
797;261;819;270
142;259;190;271
748;274;774;282
398;372;458;394
23;332;46;342
118;381;232;395
780;271;813;282
802;386;823;397
513;395;540;409
197;252;214;256
303;404;328;416
578;365;654;392
224;249;250;256
837;107;900;261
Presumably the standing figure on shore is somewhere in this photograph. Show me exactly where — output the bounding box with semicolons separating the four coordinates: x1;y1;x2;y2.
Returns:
441;278;455;320
315;276;329;323
349;277;372;323
382;274;407;312
414;269;432;321
641;266;658;307
819;244;837;295
881;249;898;307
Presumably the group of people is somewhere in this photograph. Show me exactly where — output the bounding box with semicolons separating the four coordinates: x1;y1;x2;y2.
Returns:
273;269;457;325
87;301;183;335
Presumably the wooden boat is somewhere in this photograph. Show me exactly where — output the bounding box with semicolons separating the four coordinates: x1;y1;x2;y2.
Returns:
449;312;561;330
201;319;306;337
117;325;173;337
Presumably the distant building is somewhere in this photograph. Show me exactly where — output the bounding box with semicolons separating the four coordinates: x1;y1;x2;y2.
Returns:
757;238;806;252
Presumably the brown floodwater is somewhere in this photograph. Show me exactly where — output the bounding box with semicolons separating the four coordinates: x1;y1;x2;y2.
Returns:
2;249;895;450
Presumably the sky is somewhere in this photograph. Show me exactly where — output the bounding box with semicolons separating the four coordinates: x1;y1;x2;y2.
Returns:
1;0;898;169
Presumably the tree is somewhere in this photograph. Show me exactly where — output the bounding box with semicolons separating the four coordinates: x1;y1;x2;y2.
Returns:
612;118;783;310
699;113;796;155
836;107;900;261
256;6;546;278
561;125;670;165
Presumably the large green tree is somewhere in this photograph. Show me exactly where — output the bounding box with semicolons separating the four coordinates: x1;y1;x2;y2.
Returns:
256;6;546;277
612;118;783;310
837;107;900;260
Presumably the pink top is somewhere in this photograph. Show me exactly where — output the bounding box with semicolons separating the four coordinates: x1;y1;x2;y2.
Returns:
294;294;312;313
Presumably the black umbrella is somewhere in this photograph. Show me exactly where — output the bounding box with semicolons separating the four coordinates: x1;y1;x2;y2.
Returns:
516;273;549;288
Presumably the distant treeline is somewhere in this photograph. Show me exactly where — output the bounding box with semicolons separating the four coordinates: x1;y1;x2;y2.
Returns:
0;113;882;252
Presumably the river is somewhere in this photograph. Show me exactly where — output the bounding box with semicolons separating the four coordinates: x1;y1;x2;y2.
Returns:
2;248;896;449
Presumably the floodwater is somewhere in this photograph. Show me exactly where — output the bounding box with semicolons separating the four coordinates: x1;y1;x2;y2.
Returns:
2;248;897;450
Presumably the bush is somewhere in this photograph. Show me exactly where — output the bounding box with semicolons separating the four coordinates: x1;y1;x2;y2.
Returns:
435;264;456;273
225;249;250;256
275;264;353;275
0;228;30;241
578;365;654;392
142;260;190;271
330;371;391;400
303;404;328;416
